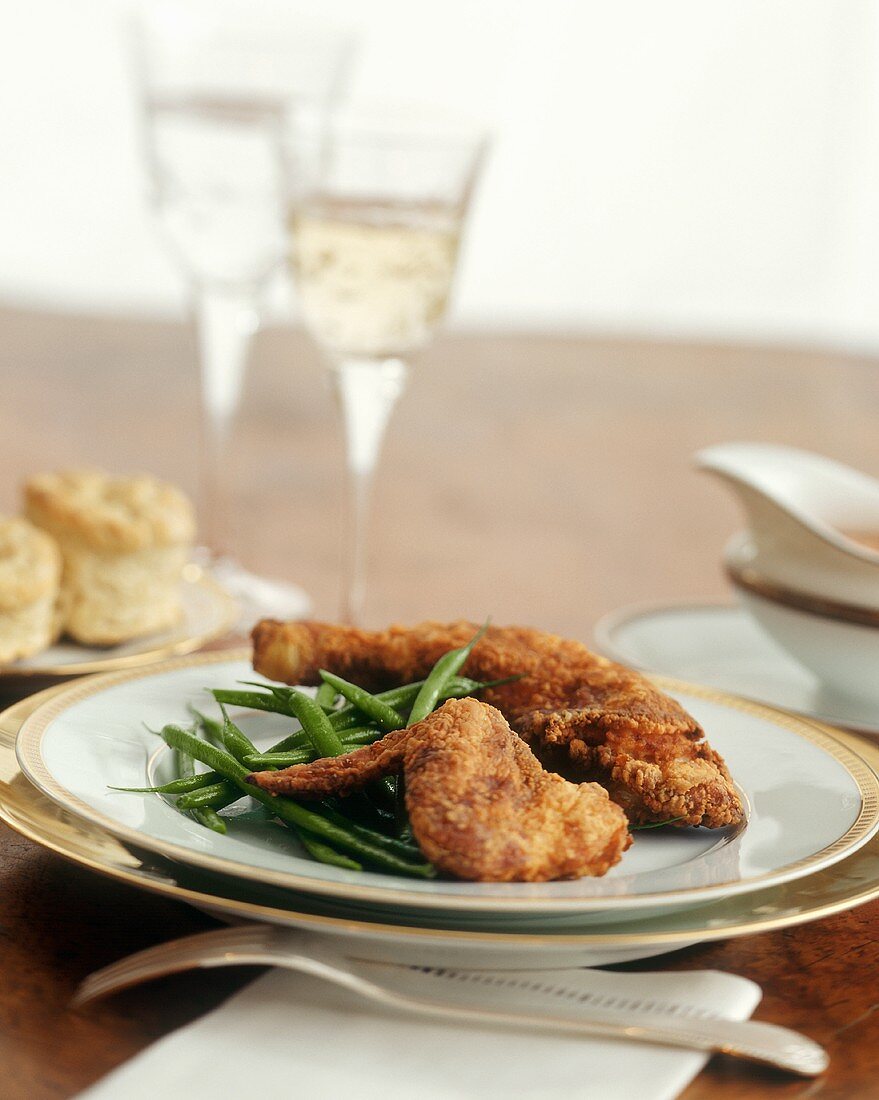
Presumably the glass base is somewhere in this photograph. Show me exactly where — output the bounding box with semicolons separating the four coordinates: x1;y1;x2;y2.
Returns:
197;551;311;632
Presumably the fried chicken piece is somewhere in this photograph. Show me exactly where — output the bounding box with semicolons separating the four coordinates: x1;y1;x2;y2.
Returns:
252;619;743;829
249;698;631;882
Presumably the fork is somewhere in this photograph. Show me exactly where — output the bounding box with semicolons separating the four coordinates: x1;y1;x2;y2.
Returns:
72;923;828;1077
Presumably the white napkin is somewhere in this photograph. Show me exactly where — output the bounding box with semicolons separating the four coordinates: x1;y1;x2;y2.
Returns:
78;940;761;1100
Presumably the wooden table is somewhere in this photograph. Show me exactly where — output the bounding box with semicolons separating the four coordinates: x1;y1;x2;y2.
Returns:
1;305;877;1097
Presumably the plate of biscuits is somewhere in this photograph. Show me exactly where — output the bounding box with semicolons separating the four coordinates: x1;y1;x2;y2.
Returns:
0;469;238;678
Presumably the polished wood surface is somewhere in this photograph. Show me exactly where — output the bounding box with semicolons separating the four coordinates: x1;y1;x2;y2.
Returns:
1;305;877;1097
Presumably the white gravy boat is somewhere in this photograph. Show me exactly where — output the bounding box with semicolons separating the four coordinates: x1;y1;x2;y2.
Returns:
695;443;879;615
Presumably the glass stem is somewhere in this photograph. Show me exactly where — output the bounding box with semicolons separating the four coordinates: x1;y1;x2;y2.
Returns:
192;282;259;560
331;357;408;625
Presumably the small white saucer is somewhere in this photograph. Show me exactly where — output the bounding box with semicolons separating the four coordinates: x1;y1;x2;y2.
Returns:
594;602;879;737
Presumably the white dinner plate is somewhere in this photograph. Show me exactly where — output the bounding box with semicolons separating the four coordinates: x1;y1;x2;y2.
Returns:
594;601;879;736
0;567;238;679
6;685;879;968
15;651;879;917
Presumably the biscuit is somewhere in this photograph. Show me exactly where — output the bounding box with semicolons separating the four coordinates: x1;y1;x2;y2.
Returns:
0;516;61;664
24;470;196;646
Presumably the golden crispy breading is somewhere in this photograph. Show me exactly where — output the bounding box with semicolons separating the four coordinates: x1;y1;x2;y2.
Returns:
249;698;631;882
252;619;743;829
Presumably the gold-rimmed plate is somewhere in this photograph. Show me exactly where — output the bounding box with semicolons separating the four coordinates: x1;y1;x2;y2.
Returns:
0;567;238;679
12;651;879;917
3;685;879;968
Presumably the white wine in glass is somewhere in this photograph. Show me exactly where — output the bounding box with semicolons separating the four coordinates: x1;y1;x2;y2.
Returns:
290;199;461;358
284;110;486;624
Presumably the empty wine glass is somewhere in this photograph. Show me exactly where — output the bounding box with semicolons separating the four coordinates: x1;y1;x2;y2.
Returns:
283;107;486;623
130;2;354;624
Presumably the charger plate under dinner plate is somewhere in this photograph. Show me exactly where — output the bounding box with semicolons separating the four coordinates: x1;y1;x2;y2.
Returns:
14;650;879;916
0;566;238;679
594;601;879;736
4;686;879;966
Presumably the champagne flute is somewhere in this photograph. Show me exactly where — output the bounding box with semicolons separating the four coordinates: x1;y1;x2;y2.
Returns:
283;107;486;623
130;2;354;623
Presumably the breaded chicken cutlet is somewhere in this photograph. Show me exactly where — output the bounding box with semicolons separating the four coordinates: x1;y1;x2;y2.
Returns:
249;697;631;882
252;619;744;829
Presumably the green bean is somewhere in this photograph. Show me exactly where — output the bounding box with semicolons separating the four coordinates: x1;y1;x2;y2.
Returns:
307;695;401;813
117;710;324;813
459;674;522;693
190;707;228;747
193;670;502;812
216;705;259;762
185;781;242;812
329;681;426;730
267;716;381;752
340;727;387;745
109;775;215;795
237;681;366;736
190;806;227;834
158;725;435;877
187;704;262;808
170;729;384;812
243;727;382;768
211;689;298;718
245;726;387;770
176;782;233;810
111;732;228;796
394;774;409;834
324;675;496;732
284;691;346;758
226;682;363;742
293;827;361;871
215;675;500;735
316;805;421;859
408;624;489;726
131;666;505;812
242;748;313;770
325;790;396;834
315;680;338;711
267;727;314;752
238;679;294;695
175;745;195;782
175;745;227;833
360;790;397;824
218;677;493;743
123;702;277;795
318;671;404;731
133;660;520;868
373;775;399;810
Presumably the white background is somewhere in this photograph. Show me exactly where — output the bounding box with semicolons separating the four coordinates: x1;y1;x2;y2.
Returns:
1;0;879;348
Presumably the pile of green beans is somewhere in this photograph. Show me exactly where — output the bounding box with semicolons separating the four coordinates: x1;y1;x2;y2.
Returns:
116;627;503;877
159;724;434;877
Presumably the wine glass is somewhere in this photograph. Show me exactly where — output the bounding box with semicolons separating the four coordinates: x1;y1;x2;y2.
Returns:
283;107;486;623
130;2;354;624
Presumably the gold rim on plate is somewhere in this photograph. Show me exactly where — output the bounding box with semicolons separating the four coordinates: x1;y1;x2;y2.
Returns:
12;649;879;912
2;682;879;947
0;567;239;679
